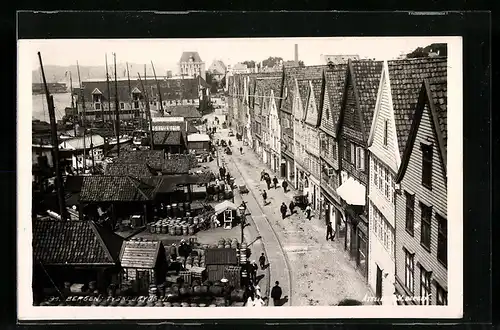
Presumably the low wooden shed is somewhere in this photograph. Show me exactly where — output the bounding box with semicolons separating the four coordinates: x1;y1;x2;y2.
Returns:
205;248;238;282
119;239;168;294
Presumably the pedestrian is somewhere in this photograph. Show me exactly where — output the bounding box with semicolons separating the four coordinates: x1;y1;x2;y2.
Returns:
226;172;231;185
282;180;288;193
252;260;259;284
289;200;295;215
259;252;266;270
280;202;287;219
261;190;267;205
271;281;282;306
219;166;226;180
240;146;243;154
228;140;232;147
260;169;266;181
305;204;312;220
273;176;278;189
266;177;272;190
326;221;334;241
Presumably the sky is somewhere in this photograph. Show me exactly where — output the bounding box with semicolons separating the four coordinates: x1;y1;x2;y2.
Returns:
26;37;451;71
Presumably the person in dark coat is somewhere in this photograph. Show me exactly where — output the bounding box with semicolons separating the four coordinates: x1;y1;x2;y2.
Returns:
226;172;231;185
282;180;288;193
261;190;268;205
305;204;312;220
265;177;272;190
272;176;278;189
326;221;334;241
251;261;259;284
259;253;266;270
289;200;295;215
271;281;282;306
219;166;226;180
260;170;266;181
280;202;287;219
228;140;232;147
240;146;243;154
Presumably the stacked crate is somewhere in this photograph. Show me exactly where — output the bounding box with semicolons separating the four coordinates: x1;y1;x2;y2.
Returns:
178;271;192;285
224;266;241;288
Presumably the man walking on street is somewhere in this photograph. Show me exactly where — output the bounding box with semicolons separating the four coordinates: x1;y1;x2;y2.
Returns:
280;202;288;219
240;146;243;154
282;180;288;193
260;170;266;181
273;176;278;189
271;281;282;306
326;221;334;241
259;252;266;270
261;190;268;205
289;200;295;215
305;204;312;220
266;177;272;190
251;260;258;284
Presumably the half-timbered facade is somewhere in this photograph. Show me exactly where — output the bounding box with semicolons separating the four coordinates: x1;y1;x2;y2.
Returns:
293;78;308;192
337;59;383;280
280;68;297;184
319;63;348;237
366;57;447;304
394;77;448;306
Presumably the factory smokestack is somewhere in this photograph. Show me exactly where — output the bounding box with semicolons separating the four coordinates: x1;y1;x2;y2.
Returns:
295;44;299;66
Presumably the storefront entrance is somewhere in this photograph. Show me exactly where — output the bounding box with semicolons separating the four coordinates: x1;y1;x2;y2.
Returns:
376;265;383;304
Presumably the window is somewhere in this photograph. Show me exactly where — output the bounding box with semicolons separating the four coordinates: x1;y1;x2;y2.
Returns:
355;147;365;171
373;159;379;187
421;143;433;189
383;120;388;146
404;248;414;293
436;284;448;305
419;266;432;305
120;102;125;110
95;103;101;110
437;214;447;267
405;192;415;235
351;144;356;164
420;203;432;250
326;108;330;120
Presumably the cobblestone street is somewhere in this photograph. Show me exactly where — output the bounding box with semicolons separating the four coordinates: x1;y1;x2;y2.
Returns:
214;128;373;306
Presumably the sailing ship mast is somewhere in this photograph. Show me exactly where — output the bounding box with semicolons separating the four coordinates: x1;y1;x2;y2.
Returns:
113;53;121;157
68;71;79;175
151;61;164;117
126;62;133;115
38;52;67;221
105;54;113;125
138;72;153;150
76;62;87;173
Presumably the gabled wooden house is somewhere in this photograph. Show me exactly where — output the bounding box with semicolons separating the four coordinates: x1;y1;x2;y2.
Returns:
252;77;264;157
280;68;299;185
302;77;324;210
366;57;447;304
32;220;124;301
393;77;448;305
267;73;285;175
336;59;383;280
319;63;348;235
120;239;168;294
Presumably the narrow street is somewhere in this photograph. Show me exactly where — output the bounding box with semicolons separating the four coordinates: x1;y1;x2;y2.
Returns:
213;127;373;306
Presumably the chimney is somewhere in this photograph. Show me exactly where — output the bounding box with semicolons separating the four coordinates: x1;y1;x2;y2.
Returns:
294;44;299;66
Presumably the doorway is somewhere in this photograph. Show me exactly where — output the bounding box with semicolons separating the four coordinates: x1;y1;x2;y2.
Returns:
376;265;383;304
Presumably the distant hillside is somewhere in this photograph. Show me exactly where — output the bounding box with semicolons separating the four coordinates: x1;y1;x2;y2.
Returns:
32;63;171;84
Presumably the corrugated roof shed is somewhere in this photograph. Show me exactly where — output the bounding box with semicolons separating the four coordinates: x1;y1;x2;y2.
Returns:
205;248;237;265
350;60;384;140
33;220;123;266
387;57;447;156
120;240;162;269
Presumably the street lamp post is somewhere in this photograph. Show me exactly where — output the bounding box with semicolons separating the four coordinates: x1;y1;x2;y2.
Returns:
238;205;246;266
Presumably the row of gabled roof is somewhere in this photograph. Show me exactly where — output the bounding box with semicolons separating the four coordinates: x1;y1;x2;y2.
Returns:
229;57;448;173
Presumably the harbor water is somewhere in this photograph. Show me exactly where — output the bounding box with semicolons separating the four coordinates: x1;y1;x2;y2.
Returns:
32;92;72;122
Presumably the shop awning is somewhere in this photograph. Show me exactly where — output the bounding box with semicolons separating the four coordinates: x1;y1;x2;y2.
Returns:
214;201;238;215
336;177;366;206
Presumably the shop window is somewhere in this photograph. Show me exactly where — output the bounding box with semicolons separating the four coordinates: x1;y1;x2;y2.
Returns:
120;102;125;110
421;143;433;189
405;191;415;236
420;203;432;251
404;248;415;294
419;266;432;305
437;214;447;267
436;283;447;305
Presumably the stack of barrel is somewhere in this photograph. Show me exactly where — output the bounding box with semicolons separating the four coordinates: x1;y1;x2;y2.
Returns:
224;266;241;288
184;250;206;268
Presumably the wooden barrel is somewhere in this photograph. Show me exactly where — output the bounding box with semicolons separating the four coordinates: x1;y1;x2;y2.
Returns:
171;203;178;217
218;238;225;246
161;224;167;234
155;301;164;307
188;225;195;236
190;303;198;307
181;302;190;307
166;205;172;217
186;212;191;220
224;244;231;249
169;225;175;236
182;225;188;236
164;302;172;307
199;303;206;307
185;202;191;212
175;226;182;236
155;224;161;234
209;304;216;307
